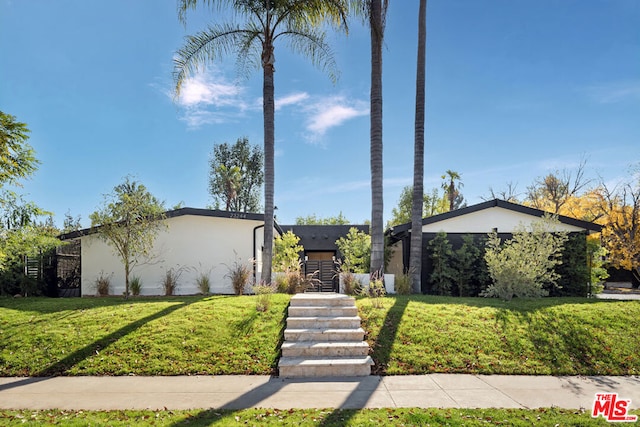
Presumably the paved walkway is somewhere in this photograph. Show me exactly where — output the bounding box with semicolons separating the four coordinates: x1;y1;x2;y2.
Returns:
1;375;639;411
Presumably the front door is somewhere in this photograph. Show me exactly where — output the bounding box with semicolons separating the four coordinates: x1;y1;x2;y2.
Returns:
304;252;336;292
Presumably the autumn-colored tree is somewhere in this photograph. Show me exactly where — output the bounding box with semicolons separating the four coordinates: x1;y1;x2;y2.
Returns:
596;173;640;285
525;158;591;214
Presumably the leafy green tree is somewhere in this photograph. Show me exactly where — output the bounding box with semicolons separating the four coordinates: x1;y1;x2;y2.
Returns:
295;212;349;225
89;177;166;298
427;232;455;295
273;230;303;272
0;193;60;296
483;215;568;301
335;227;370;273
0;111;39;186
388;186;447;227
0;112;59;295
209;137;263;212
174;1;349;286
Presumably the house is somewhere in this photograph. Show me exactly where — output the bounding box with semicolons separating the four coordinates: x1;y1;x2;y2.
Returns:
279;224;369;291
386;199;603;295
60;208;277;296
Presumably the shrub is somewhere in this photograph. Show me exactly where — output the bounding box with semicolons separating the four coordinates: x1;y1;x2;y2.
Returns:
394;272;412;295
483;215;568;301
253;283;276;312
226;257;252;296
129;276;142;296
275;269;308;294
95;272;111;296
588;239;609;294
428;232;455;296
273;231;303;272
366;272;386;309
195;272;211;295
454;234;483;297
162;267;184;296
335;227;371;273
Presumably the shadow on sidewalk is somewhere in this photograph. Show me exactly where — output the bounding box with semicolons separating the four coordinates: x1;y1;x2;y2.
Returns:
167;297;410;426
166;376;384;427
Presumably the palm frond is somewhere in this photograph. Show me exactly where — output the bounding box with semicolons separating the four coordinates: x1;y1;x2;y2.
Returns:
277;27;339;84
173;23;258;96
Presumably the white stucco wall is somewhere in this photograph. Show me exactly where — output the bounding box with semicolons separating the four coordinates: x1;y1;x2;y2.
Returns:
79;214;264;296
421;207;586;234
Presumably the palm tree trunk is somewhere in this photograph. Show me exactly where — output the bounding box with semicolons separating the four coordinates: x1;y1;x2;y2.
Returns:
369;0;384;278
410;0;427;293
261;42;275;285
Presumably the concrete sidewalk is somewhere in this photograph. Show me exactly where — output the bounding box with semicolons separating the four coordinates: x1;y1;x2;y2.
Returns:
1;375;639;411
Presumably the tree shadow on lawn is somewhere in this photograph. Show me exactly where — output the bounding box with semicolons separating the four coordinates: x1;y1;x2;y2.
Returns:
34;299;195;377
230;298;289;376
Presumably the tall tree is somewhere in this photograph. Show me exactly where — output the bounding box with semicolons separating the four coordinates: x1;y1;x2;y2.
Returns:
410;0;427;293
0;111;39;187
209;138;263;212
525;157;591;214
441;169;464;211
361;0;389;278
89;177;166;298
596;170;640;285
174;0;349;285
388;186;446;228
295;212;350;225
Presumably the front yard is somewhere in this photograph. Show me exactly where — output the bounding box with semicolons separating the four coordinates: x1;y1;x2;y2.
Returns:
1;294;639;376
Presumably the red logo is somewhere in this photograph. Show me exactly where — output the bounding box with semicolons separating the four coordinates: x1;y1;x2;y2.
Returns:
592;393;638;422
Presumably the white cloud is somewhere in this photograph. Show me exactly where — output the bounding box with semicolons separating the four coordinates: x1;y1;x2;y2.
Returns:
585;80;640;104
170;70;250;129
304;96;369;140
275;92;309;111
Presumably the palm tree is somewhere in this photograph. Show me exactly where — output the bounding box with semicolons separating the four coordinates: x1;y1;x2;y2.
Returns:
362;0;388;279
441;169;463;211
174;0;349;285
410;0;427;293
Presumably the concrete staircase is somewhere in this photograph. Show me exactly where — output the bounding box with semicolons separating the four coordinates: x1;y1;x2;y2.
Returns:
278;293;373;377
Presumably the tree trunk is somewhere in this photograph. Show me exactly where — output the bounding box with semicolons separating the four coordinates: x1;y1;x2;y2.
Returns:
410;0;427;293
261;41;275;285
369;0;384;278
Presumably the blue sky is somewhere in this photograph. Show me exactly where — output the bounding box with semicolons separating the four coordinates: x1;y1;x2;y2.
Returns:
1;0;638;228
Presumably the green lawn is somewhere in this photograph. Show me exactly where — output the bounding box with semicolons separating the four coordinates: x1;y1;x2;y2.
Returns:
0;295;289;376
1;294;639;376
2;407;635;426
359;295;640;376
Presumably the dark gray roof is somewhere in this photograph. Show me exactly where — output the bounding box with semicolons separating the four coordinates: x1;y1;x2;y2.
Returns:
280;224;369;252
59;208;268;240
387;199;603;239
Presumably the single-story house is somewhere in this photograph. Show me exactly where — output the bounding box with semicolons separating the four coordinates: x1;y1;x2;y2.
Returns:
60;208;277;296
279;224;369;291
386;199;603;295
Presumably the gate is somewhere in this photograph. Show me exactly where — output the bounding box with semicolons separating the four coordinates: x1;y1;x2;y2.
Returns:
304;260;337;292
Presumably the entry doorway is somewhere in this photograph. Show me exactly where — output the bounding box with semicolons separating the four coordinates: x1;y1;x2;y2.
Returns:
304;251;337;292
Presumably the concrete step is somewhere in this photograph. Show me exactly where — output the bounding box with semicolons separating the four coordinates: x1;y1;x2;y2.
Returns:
288;306;358;317
290;293;355;307
284;328;365;342
281;341;370;358
279;356;373;378
286;316;362;329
